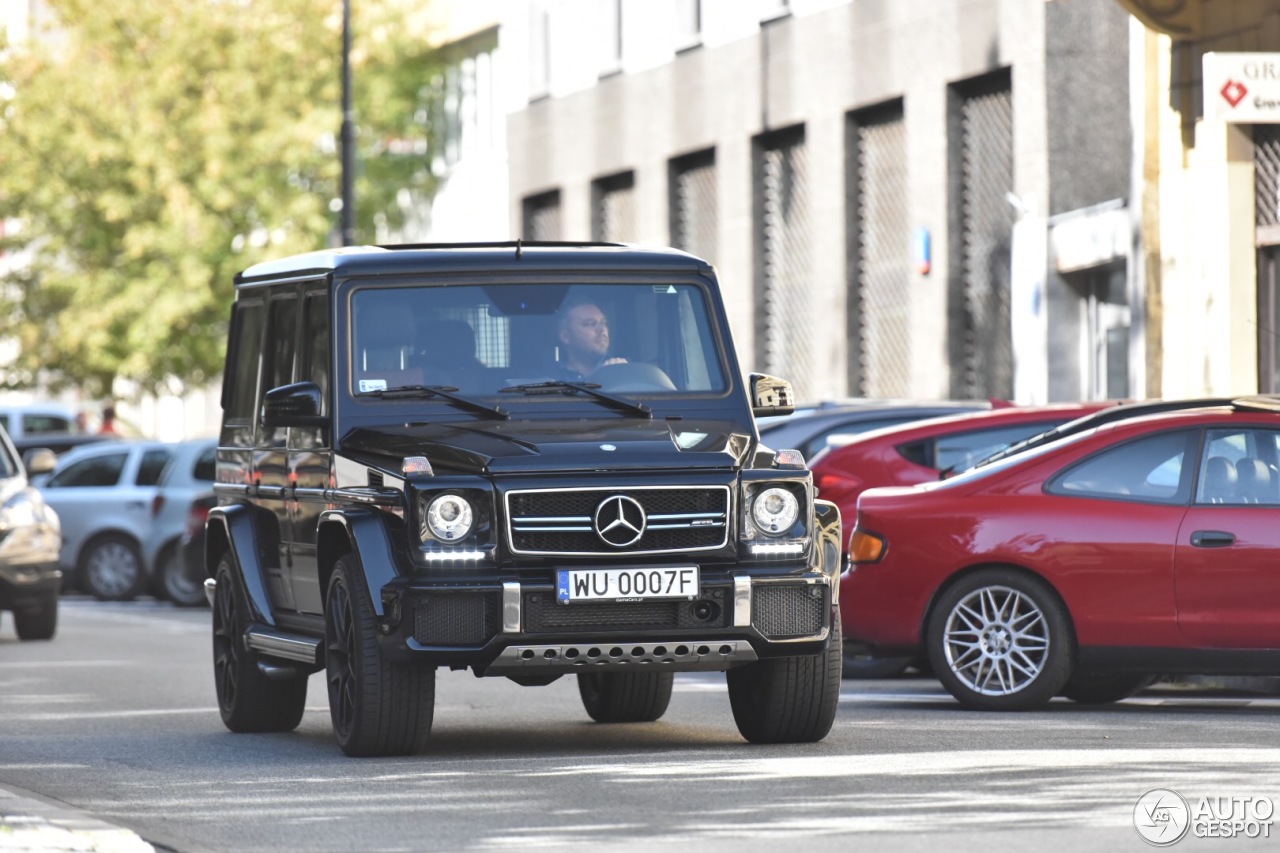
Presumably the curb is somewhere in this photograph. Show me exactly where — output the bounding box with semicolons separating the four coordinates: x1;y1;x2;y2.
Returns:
0;785;154;853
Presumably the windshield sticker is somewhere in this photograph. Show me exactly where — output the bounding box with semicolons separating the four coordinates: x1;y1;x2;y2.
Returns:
358;379;388;393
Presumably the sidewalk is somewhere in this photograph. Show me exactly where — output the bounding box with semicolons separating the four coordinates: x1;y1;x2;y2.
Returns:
0;786;153;853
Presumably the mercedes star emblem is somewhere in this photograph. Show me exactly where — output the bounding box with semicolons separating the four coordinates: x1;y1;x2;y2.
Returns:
593;495;647;547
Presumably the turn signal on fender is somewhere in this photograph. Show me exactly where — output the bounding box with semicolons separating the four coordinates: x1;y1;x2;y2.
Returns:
849;529;885;563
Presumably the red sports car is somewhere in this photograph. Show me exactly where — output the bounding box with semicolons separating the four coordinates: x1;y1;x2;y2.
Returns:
845;398;1280;710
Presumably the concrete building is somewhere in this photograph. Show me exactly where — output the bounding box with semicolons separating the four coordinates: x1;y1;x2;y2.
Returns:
1117;0;1280;398
487;0;1138;403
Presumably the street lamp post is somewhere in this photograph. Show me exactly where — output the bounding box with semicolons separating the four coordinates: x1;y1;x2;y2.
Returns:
340;0;356;246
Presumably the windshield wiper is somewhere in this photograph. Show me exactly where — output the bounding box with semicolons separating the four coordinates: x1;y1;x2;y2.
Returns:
360;385;508;420
500;381;652;418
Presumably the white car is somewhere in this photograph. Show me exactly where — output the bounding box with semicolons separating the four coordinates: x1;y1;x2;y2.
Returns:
38;441;175;600
0;426;61;638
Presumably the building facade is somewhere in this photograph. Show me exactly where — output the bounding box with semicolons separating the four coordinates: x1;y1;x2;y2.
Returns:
491;0;1136;403
1119;0;1280;399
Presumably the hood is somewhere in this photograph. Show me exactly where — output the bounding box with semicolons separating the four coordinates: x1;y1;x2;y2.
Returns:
340;417;755;475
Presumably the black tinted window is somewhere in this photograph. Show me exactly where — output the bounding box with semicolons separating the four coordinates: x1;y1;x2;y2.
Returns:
137;449;172;486
192;446;216;482
225;301;265;420
265;295;299;393
48;453;126;487
304;290;331;413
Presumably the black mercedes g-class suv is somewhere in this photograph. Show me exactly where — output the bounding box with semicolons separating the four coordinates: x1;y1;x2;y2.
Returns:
206;242;842;756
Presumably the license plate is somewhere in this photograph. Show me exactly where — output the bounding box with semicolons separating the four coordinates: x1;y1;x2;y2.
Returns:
556;567;699;604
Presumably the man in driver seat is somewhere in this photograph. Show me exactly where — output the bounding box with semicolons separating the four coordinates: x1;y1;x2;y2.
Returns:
554;297;628;381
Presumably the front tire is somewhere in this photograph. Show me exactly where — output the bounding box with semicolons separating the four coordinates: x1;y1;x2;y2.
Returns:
727;618;842;743
13;591;58;640
212;555;307;732
578;671;674;723
326;554;434;757
79;534;144;601
927;568;1074;711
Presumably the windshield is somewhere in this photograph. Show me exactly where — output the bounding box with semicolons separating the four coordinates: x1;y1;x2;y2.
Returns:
349;281;727;399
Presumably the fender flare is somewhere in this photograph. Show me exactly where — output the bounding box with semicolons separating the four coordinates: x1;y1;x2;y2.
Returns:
317;508;414;617
813;499;843;600
205;503;279;626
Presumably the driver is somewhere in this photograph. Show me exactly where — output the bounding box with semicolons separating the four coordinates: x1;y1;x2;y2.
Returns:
553;298;627;381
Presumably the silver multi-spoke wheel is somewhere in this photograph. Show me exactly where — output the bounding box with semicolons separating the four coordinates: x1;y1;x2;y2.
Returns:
942;585;1049;696
927;569;1074;711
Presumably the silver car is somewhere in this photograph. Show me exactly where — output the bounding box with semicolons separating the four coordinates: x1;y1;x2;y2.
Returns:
0;427;61;639
38;441;174;600
143;438;216;606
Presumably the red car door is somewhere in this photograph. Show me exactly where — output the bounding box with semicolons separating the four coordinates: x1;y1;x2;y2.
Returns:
1174;426;1280;647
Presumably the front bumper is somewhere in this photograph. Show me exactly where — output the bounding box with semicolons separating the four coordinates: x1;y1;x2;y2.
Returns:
0;560;62;609
378;572;835;675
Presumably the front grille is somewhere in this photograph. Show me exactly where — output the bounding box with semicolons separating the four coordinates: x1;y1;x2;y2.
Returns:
414;592;499;646
752;584;826;639
523;593;729;633
506;486;730;556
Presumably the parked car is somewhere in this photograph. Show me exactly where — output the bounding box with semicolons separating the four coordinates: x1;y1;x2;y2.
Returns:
38;440;174;600
0;403;109;461
0;426;61;640
177;493;217;607
206;242;843;756
810;401;1113;677
845;396;1280;710
757;399;994;460
143;438;216;606
951;397;1235;476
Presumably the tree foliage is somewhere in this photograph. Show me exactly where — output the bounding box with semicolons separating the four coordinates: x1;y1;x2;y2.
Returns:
0;0;443;396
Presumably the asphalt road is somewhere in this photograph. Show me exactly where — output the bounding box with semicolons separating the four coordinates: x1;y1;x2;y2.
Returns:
3;598;1280;852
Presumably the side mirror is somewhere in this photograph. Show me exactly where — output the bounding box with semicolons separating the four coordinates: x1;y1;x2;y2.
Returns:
22;447;58;477
750;373;795;418
262;382;327;429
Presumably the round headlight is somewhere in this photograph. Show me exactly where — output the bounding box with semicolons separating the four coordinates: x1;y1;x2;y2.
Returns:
425;493;473;541
751;487;799;535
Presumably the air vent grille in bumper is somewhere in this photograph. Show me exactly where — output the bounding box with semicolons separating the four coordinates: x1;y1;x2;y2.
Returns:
752;584;827;639
414;592;500;646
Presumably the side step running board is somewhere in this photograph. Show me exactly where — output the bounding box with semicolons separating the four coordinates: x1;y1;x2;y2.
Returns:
245;624;323;666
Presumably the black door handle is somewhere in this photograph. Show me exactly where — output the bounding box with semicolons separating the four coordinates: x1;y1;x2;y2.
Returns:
1190;530;1235;548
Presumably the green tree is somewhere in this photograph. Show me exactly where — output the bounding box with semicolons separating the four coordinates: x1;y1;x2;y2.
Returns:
0;0;442;396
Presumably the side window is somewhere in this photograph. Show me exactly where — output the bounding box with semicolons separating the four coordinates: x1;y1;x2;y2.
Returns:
931;422;1061;472
303;290;331;413
192;446;216;482
264;294;300;394
1048;430;1196;505
1197;428;1280;505
47;453;127;488
224;300;266;421
0;440;17;478
22;414;72;434
136;449;173;486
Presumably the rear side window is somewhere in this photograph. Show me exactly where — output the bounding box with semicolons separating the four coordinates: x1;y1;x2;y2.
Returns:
48;453;127;488
136;449;173;486
1047;430;1196;504
192;446;216;482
